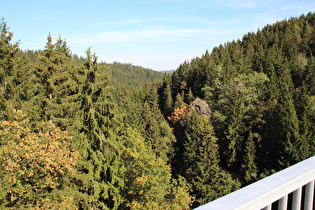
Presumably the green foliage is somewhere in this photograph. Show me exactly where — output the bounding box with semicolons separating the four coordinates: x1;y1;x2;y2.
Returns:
121;83;176;162
165;12;315;203
181;111;241;207
241;129;258;184
160;74;173;116
0;18;19;120
109;61;163;91
120;127;192;209
75;49;124;209
1;12;315;209
22;34;82;130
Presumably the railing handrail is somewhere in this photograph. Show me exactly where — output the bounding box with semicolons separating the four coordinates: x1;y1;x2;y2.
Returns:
194;156;315;210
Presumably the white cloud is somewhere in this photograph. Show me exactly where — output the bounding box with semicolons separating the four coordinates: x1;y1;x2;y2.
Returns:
226;0;266;9
94;19;142;27
280;1;315;14
68;27;230;45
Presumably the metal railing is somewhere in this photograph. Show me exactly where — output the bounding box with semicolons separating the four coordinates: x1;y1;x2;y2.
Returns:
195;156;315;210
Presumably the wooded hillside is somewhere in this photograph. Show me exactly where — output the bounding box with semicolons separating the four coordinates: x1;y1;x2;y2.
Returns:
1;12;315;209
159;12;315;207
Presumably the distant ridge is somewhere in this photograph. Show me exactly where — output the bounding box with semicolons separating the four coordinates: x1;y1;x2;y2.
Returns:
160;70;175;74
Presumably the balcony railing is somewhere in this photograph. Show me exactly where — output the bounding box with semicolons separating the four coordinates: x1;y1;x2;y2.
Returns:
194;156;315;210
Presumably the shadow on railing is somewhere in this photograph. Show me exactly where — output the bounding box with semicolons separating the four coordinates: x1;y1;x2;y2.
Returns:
194;156;315;210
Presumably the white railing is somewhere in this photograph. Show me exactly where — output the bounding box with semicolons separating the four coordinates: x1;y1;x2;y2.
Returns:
195;156;315;210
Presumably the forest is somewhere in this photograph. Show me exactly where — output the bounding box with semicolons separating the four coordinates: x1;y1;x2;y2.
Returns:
0;12;315;209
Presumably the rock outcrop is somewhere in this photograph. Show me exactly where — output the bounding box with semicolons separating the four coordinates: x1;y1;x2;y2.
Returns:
191;97;212;121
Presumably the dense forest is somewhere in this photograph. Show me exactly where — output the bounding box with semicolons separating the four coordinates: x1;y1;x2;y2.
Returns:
1;12;315;209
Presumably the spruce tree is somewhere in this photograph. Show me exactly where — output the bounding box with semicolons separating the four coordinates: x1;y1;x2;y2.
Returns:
185;87;194;104
75;49;124;209
0;19;19;120
25;35;81;127
293;84;314;160
241;129;258;184
222;88;245;171
305;57;315;95
160;74;173;116
182;111;240;207
278;64;302;168
142;90;176;162
174;92;186;109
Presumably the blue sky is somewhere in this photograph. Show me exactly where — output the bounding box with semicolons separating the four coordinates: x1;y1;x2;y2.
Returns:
1;0;315;70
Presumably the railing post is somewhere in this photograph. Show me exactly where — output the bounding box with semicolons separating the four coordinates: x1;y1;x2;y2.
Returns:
304;180;314;210
292;187;302;210
278;195;288;210
262;204;271;210
194;156;315;210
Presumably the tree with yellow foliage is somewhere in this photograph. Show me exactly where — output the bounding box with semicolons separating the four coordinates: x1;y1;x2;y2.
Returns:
120;127;193;209
0;109;77;209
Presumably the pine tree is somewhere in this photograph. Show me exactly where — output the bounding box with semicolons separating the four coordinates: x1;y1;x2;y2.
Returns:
241;129;258;184
305;57;315;95
160;74;173;116
185;87;194;104
174;93;186;109
222;88;245;171
182;111;240;207
25;35;82;128
293;84;314;160
278;64;302;168
0;19;19;120
142;102;160;147
75;49;124;209
142;89;176;162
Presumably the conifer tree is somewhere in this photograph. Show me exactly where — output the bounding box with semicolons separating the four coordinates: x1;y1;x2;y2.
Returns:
142;101;160;146
163;83;173;115
241;129;258;184
26;34;83;130
174;92;186;109
277;64;302;168
222;88;245;171
160;74;173;116
185;87;194;104
75;49;124;209
305;57;315;95
182;111;240;207
142;91;176;162
168;106;187;175
0;19;19;120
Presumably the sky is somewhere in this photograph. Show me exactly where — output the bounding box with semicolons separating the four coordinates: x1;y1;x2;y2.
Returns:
1;0;315;71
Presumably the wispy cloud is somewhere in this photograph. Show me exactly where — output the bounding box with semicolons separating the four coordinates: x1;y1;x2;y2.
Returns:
160;16;223;27
226;0;267;9
280;1;315;14
94;19;142;28
68;27;230;45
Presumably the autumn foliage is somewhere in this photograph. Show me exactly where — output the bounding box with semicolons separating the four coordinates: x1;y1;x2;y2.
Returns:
167;106;187;134
0;109;77;208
